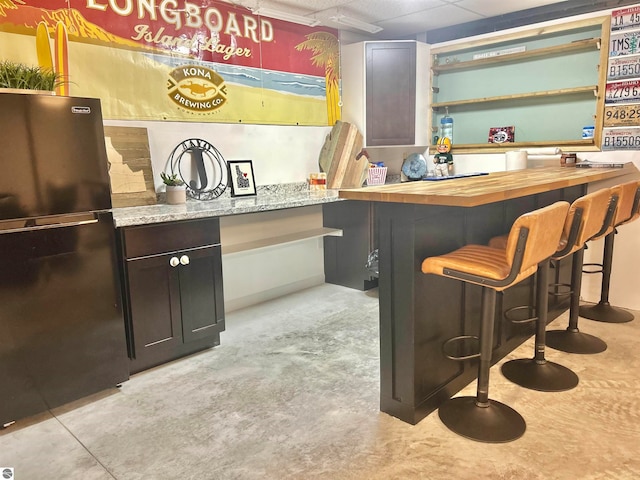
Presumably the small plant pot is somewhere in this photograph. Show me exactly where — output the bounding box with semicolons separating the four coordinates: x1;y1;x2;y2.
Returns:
166;185;186;205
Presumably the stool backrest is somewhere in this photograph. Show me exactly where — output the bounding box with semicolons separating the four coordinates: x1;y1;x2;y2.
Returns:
617;180;640;227
612;180;640;227
505;201;570;274
556;188;615;258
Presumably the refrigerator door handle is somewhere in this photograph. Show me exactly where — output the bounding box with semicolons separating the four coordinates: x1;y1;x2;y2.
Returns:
0;217;99;235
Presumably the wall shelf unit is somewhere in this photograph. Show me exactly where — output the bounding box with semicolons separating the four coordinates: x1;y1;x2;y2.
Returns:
432;85;598;110
431;37;601;74
429;16;611;154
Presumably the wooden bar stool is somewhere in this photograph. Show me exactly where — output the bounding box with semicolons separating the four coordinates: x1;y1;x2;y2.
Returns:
579;180;640;324
545;187;619;354
422;201;570;443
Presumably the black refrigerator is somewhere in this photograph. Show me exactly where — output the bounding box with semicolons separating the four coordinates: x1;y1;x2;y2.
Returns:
0;93;129;427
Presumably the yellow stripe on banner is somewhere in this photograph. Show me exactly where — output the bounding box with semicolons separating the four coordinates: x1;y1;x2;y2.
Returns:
54;22;69;96
36;22;53;72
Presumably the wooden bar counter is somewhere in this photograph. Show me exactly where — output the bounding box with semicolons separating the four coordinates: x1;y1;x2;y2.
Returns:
340;164;639;425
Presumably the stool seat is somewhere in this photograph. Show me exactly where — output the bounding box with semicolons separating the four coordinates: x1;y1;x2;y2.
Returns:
422;201;569;443
422;245;537;286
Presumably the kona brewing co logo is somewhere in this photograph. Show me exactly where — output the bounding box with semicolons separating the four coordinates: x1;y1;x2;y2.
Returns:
168;65;227;113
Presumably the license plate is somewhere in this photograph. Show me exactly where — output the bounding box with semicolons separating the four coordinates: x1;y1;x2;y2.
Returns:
605;79;640;104
612;6;640;31
604;104;640;126
609;31;640;56
608;55;640;80
601;127;640;150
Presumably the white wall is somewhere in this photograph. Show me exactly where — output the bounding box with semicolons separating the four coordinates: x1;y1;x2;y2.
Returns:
105;119;332;312
103;119;331;188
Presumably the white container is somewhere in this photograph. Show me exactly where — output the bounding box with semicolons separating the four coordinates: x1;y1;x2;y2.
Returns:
505;150;527;170
366;167;387;186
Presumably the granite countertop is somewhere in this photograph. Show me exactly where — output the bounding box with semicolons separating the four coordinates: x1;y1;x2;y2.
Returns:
111;183;342;227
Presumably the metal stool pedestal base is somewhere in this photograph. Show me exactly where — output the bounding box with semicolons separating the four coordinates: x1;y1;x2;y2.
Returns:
580;227;635;324
438;396;526;443
547;248;608;354
501;359;579;392
579;302;634;324
546;329;607;354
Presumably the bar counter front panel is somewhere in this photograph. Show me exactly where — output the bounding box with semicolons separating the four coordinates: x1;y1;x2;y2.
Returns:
340;165;638;425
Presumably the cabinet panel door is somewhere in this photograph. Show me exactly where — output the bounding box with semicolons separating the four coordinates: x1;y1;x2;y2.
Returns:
178;245;225;343
366;42;416;146
127;253;182;363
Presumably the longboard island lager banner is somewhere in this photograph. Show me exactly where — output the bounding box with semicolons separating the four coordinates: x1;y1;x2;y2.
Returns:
0;0;340;126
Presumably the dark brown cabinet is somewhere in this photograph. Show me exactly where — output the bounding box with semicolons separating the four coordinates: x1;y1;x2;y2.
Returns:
323;201;377;291
341;40;430;147
366;42;416;146
118;218;224;374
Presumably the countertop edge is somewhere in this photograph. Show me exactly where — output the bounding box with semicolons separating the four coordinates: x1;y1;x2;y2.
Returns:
339;165;639;207
111;187;343;227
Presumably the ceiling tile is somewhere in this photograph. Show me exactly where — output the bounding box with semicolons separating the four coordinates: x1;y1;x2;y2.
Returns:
455;0;571;18
327;0;448;22
377;3;483;31
227;0;603;40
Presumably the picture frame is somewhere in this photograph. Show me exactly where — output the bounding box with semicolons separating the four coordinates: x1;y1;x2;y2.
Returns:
488;126;515;143
228;160;257;197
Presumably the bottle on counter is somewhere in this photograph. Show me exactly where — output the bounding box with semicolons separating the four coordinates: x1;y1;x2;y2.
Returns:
440;112;454;145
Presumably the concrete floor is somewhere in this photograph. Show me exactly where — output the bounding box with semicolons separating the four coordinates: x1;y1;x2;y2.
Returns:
1;283;639;479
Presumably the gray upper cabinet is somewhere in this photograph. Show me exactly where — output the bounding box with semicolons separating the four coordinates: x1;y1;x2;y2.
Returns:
341;40;431;147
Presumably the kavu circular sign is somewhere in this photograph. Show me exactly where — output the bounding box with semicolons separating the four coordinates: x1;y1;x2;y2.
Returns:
168;139;228;200
168;65;228;114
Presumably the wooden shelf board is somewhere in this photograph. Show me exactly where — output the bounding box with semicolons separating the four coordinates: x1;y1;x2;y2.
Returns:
222;227;343;255
432;85;597;109
432;38;600;73
427;139;596;155
430;16;608;55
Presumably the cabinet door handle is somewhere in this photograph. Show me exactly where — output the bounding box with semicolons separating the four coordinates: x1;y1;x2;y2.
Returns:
169;256;180;267
180;255;190;265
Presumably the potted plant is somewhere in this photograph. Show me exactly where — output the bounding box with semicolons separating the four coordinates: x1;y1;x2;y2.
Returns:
161;172;187;205
0;60;66;93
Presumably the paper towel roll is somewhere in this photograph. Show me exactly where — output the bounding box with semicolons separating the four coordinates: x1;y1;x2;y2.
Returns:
505;150;527;170
527;154;563;167
527;154;563;161
523;147;562;155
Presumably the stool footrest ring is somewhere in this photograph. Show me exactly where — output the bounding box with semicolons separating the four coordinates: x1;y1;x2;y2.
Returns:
504;305;538;325
442;335;480;361
582;262;603;275
548;282;572;298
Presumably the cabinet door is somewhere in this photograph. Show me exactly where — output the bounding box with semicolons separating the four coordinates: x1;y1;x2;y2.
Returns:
178;245;225;343
127;252;183;371
366;42;416;146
